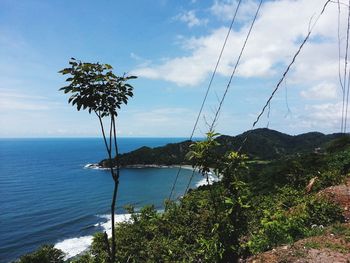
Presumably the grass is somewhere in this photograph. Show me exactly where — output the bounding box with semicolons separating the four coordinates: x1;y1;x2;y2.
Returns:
331;223;350;242
304;241;321;249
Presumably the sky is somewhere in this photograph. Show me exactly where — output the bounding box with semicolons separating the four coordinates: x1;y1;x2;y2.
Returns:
0;0;348;137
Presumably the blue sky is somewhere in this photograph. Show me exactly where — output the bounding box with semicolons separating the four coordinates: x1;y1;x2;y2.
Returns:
0;0;347;137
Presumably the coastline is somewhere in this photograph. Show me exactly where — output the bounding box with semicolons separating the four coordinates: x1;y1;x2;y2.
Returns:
85;163;213;173
85;163;195;170
84;163;219;185
84;163;219;186
123;164;199;171
57;164;219;260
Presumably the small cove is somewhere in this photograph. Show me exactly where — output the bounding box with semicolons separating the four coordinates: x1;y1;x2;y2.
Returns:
0;138;204;262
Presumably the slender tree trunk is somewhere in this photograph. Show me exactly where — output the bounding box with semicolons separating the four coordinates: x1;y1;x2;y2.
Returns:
110;115;120;263
96;113;118;263
110;179;118;263
95;112;122;263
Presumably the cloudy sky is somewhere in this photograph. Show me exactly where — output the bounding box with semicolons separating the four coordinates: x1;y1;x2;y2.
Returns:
0;0;347;137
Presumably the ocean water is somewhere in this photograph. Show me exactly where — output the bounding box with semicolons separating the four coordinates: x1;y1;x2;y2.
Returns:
0;138;205;263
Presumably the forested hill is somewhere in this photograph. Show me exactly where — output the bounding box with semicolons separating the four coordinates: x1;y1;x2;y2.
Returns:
99;128;342;167
217;128;342;159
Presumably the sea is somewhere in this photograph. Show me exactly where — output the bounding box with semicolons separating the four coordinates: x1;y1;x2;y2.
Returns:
0;138;207;263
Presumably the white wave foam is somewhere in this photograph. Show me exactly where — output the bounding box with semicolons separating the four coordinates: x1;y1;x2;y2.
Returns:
54;213;132;259
55;235;93;259
97;213;132;237
196;174;219;187
84;163;109;170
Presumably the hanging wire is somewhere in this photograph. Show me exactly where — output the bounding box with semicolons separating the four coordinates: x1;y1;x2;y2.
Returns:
168;0;243;200
238;0;332;153
266;101;271;128
209;0;263;132
183;0;263;196
284;79;292;118
343;0;350;132
341;0;350;132
337;0;345;93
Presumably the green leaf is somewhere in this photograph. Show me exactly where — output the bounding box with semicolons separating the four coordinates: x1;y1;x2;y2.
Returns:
105;64;113;69
77;102;82;111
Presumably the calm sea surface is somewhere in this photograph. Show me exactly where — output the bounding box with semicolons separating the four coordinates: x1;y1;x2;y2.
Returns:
0;138;203;262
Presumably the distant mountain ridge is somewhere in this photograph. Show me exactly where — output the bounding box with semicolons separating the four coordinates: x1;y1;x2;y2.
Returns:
216;128;341;159
99;128;343;167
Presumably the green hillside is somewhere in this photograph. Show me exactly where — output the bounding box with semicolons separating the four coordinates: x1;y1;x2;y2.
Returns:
99;128;342;167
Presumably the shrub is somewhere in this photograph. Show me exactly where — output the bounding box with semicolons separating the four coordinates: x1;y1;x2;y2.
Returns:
247;195;343;254
17;245;65;263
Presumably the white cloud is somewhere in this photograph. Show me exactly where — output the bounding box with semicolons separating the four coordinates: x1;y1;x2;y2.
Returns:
117;107;198;136
300;102;343;130
134;0;345;88
210;0;259;22
300;82;338;99
269;101;343;134
175;10;208;28
307;102;342;121
133;27;236;86
130;52;142;61
0;89;50;111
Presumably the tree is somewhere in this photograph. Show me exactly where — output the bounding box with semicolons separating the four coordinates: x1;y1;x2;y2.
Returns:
187;132;249;262
59;58;136;262
18;245;65;263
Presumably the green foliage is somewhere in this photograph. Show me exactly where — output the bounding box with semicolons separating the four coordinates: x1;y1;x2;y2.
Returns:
303;241;322;249
20;134;350;262
248;145;350;195
331;223;350;242
305;196;344;225
84;135;349;262
100;141;193;168
187;132;250;262
59;58;135;117
111;193;217;262
247;194;343;254
89;232;111;263
70;254;94;263
244;145;349;255
326;135;350;153
113;129;345;167
17;245;65;263
187;131;220;174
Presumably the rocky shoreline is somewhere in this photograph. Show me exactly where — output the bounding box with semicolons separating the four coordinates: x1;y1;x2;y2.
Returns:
85;163;198;171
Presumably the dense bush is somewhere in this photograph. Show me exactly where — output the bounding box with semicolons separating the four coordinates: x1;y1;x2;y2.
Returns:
247;195;344;254
17;245;65;263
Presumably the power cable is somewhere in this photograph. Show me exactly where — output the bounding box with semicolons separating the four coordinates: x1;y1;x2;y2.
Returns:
238;0;332;152
284;79;292;118
343;0;350;133
209;0;263;132
183;0;263;196
341;0;350;132
168;0;243;200
337;0;345;94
